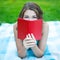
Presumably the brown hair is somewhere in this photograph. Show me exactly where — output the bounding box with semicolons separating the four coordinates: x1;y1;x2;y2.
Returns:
19;2;43;19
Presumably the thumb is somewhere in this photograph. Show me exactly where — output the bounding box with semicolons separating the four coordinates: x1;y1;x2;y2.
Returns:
31;33;36;40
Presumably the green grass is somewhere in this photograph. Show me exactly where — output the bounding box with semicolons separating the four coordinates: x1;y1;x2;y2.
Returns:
0;0;60;24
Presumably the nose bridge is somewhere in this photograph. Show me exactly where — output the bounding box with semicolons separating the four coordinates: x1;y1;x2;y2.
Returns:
29;17;33;20
29;18;32;20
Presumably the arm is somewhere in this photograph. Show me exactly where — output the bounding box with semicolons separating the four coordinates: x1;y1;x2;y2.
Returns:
31;22;49;57
13;22;26;58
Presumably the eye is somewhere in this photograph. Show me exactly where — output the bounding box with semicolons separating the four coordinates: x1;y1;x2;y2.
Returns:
32;16;37;18
24;16;29;18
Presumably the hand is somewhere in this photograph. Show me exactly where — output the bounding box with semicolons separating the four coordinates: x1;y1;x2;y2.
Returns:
23;33;36;49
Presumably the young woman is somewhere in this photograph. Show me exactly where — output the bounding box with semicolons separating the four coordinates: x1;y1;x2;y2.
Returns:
13;2;49;58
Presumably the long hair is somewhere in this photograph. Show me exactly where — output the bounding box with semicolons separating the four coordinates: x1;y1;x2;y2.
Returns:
19;2;43;19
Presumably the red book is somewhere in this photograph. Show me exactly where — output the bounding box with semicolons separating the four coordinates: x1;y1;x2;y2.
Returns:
18;18;43;40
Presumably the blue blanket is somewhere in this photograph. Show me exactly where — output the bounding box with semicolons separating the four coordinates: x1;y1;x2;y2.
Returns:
0;21;60;60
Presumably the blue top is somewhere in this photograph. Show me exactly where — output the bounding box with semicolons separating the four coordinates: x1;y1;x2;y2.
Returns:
26;40;50;57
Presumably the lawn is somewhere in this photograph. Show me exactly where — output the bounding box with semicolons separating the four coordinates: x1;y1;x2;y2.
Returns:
0;0;60;24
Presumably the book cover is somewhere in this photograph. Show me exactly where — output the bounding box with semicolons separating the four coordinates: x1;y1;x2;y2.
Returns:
18;18;43;40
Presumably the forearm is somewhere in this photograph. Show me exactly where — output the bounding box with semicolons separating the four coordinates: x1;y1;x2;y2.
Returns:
13;24;27;58
18;45;27;58
15;39;27;58
31;45;43;58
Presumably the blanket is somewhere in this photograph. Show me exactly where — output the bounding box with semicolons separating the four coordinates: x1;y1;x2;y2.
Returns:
0;21;60;60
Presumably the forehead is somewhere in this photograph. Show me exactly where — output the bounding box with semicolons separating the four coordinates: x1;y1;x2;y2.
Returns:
24;10;36;16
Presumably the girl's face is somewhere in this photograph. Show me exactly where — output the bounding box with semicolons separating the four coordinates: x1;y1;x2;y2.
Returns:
23;10;38;21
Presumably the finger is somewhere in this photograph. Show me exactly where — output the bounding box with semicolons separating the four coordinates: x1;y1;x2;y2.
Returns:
23;43;29;49
26;43;35;47
26;43;35;46
25;37;32;41
26;45;34;48
31;33;36;40
23;37;27;40
28;34;32;38
26;35;29;38
26;40;35;44
26;44;36;47
26;34;31;38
